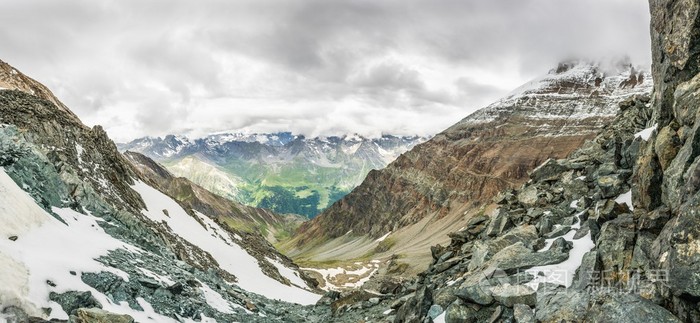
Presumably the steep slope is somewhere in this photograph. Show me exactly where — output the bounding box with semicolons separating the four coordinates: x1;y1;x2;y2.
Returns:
0;60;327;322
124;151;305;242
287;59;652;274
120;133;426;218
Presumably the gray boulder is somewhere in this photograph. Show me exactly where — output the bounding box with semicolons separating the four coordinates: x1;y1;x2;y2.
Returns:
489;284;536;307
70;308;134;323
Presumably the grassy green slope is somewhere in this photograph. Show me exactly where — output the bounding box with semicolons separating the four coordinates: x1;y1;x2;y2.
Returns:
164;154;371;218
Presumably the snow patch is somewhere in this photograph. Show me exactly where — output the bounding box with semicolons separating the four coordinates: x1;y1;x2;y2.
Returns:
75;143;84;164
615;190;634;211
265;257;308;288
138;268;175;286
433;311;446;323
199;281;235;314
302;260;380;290
525;225;595;290
0;169;184;322
635;124;657;141
569;200;578;209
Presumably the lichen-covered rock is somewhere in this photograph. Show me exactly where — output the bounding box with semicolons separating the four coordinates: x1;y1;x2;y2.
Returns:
535;284;590;323
70;308;134;323
652;195;700;299
444;300;478;323
49;291;102;316
596;215;636;279
585;293;682;323
513;304;535;323
489;284;536;307
394;285;432;323
654;124;681;170
632;142;664;210
484;208;513;237
454;284;493;305
517;186;539;207
530;159;569;183
571;250;601;290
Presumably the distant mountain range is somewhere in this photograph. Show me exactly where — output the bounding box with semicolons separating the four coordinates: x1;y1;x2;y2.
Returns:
118;133;426;217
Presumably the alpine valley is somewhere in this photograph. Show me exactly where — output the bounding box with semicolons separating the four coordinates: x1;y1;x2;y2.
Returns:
2;1;700;322
118;133;425;219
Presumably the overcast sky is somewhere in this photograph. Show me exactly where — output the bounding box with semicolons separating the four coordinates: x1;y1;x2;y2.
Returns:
1;0;651;142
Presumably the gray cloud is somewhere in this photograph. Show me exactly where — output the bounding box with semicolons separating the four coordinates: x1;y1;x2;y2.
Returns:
0;0;651;142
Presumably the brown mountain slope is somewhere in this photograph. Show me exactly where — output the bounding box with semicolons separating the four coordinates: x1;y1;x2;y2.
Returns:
0;59;78;120
285;60;652;273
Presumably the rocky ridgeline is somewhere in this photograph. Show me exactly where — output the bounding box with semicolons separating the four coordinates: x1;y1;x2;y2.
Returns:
0;76;326;320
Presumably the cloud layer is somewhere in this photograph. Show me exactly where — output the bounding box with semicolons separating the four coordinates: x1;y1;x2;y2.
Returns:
0;0;651;141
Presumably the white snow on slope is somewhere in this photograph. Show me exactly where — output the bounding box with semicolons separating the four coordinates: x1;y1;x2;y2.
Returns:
433;311;446;323
635;124;657;141
615;190;634;211
132;181;321;305
199;281;236;314
265;257;308;288
0;169;176;322
138;268;175;286
302;261;380;290
525;214;595;290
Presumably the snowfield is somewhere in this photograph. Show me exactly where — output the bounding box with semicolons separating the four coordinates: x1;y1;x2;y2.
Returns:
0;168;320;323
0;169;175;322
132;181;321;305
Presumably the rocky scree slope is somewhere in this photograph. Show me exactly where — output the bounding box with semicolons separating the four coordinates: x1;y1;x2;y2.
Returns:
119;133;425;218
314;2;700;321
0;60;330;322
288;59;652;266
321;89;685;323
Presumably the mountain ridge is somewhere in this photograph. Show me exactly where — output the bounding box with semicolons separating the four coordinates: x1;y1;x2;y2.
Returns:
0;60;330;321
285;59;653;276
119;132;427;218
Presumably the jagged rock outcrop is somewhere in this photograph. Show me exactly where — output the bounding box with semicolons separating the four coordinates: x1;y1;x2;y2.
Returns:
630;0;700;320
0;59;78;120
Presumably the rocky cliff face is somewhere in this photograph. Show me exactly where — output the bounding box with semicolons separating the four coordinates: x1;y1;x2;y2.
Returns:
0;62;330;322
293;59;652;250
631;0;700;320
